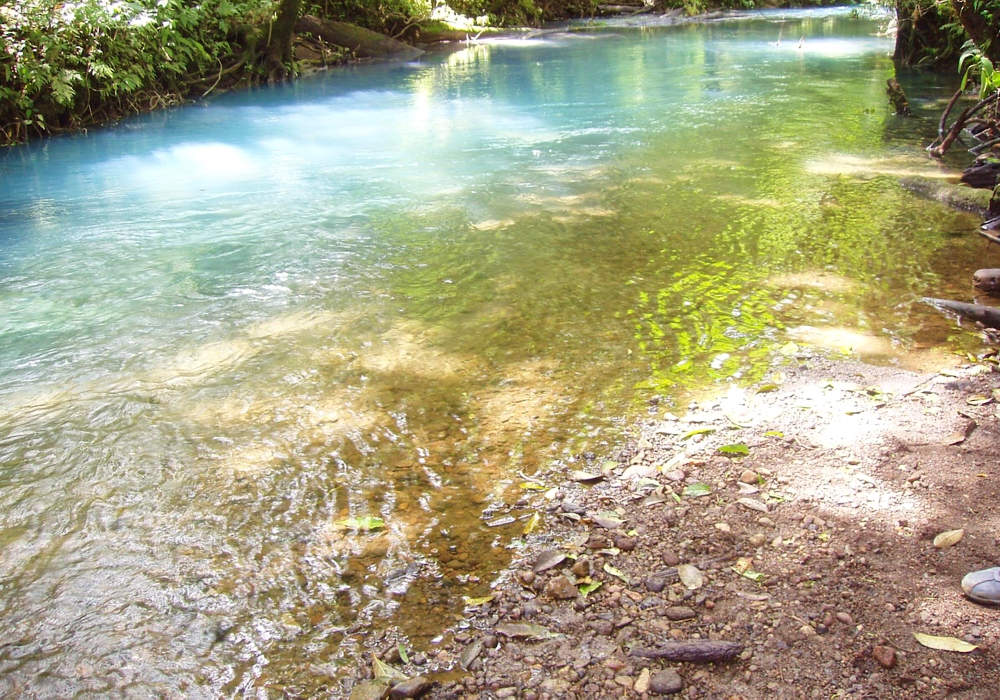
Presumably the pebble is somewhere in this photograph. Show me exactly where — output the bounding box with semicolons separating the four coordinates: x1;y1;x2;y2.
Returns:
614;675;634;689
634;668;651;694
663;551;681;566
649;668;684;695
389;677;432;699
615;536;636;552
836;612;853;626
873;645;897;669
748;533;767;548
646;575;668;593
758;517;776;528
665;606;697;621
546;577;578;600
665;470;686;482
740;469;760;484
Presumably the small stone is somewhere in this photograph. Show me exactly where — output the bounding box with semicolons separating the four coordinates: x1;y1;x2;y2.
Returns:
822;612;835;628
715;523;732;534
546;576;578;600
739;469;760;484
835;612;853;626
538;679;571;695
614;536;636;552
665;470;686;482
663;551;681;566
571;558;592;577
634;668;652;694
646;575;667;593
799;624;817;638
758;516;776;528
883;603;896;613
518;570;536;586
614;675;634;689
665;606;697;621
873;645;897;669
649;669;684;695
589;620;614;635
748;533;767;548
483;634;499;648
389;676;432;699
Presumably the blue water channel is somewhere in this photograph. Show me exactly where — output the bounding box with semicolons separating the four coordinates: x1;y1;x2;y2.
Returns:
0;8;986;696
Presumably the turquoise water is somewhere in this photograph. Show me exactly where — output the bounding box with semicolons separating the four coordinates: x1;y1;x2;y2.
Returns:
0;8;986;696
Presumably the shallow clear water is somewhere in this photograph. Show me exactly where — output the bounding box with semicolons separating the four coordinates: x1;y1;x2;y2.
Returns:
0;8;987;696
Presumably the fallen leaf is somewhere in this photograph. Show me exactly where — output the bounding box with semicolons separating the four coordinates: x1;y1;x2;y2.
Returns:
756;384;780;393
372;656;406;682
683;483;712;498
717;443;750;456
519;481;546;491
571;470;604;484
496;622;561;640
682;427;716;440
913;632;979;652
967;395;993;406
334;516;385;531
522;512;541;535
532;549;567;573
933;528;964;549
579;581;603;597
398;644;409;664
592;515;624;529
764;430;785;438
463;594;495;607
733;557;754;574
603;563;630;584
677;564;704;590
737;497;768;513
779;341;799;356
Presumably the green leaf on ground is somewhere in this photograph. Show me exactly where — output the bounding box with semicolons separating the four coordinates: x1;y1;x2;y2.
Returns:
682;427;716;439
603;563;630;584
682;483;712;498
334;516;385;531
579;581;603;597
717;443;750;456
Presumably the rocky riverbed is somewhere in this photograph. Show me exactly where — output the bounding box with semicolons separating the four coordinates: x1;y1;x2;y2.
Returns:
346;354;1000;699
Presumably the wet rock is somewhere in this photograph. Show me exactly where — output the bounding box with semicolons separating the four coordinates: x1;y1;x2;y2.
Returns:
350;682;390;700
518;570;536;586
649;669;684;695
665;606;697;621
546;576;579;600
389;676;432;699
483;634;499;649
873;645;897;669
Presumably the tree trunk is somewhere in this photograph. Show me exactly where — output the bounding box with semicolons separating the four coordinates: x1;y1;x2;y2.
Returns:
294;16;424;59
922;297;1000;329
265;0;303;81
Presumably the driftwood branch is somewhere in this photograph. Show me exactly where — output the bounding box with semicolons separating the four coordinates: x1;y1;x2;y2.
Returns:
630;640;743;663
930;93;1000;157
922;297;1000;329
939;89;963;140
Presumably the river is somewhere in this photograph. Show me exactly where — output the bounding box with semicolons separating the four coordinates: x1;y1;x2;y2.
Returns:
0;7;986;697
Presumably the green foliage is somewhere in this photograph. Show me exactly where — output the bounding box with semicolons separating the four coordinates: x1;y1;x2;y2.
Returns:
960;40;1000;98
0;0;275;144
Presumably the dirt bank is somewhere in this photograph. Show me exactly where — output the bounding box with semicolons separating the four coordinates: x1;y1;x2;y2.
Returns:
350;353;1000;699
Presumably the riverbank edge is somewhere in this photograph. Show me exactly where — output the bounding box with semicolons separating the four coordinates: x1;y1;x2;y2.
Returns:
348;353;1000;699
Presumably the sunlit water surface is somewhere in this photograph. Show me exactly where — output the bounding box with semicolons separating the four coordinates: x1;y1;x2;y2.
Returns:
0;8;987;697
